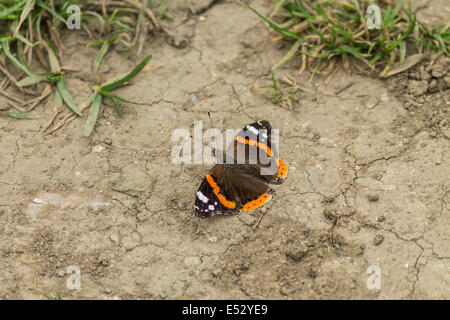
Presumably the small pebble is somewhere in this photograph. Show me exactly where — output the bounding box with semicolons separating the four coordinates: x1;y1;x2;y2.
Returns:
373;234;384;246
285;244;308;262
368;194;379;202
279;284;295;296
184;256;201;267
110;234;119;244
104;138;112;145
307;266;318;278
92;145;104;153
212;268;222;277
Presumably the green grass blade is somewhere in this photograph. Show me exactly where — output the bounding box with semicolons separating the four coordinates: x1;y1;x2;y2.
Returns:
78;92;98;111
1;111;35;119
131;179;158;192
272;38;303;70
370;38;402;64
35;1;66;24
399;40;406;63
35;10;43;41
100;54;152;91
0;0;27;20
109;96;124;118
132;0;147;47
54;87;63;108
46;43;60;72
13;0;35;38
307;19;329;47
93;38;113;74
1;40;32;76
17;40;31;72
99;89;135;104
242;2;300;40
270;0;288;18
19;74;45;86
84;11;105;34
84;94;102;137
56;79;83;116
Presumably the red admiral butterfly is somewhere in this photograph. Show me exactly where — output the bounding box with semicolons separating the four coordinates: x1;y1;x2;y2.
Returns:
195;120;287;218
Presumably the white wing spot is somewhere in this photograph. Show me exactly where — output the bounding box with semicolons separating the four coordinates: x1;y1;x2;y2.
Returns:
197;191;209;203
208;205;215;211
247;126;259;135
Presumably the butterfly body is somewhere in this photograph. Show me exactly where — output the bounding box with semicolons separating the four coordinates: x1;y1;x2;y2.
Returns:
195;121;287;218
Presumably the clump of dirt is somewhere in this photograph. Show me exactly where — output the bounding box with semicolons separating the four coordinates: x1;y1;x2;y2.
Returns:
387;56;450;139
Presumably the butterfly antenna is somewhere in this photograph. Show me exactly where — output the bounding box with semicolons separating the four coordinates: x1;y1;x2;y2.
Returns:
207;111;214;130
207;111;219;154
189;134;209;148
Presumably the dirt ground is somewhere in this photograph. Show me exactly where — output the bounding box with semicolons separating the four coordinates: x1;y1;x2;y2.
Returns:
0;0;448;299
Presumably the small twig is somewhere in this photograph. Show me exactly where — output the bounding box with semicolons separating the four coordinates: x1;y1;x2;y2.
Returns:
102;0;107;18
335;81;355;95
45;102;91;135
125;0;159;28
6;100;27;113
45;113;76;135
0;88;26;105
112;179;158;199
112;188;139;198
137;19;148;56
27;14;34;65
42;105;63;132
0;64;25;93
24;84;52;112
0;77;9;89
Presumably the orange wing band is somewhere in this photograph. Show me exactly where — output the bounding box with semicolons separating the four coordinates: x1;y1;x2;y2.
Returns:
276;158;288;178
206;174;236;209
234;136;273;157
240;191;272;212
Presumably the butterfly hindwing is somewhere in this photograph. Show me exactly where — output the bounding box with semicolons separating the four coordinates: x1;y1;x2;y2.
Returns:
195;165;237;218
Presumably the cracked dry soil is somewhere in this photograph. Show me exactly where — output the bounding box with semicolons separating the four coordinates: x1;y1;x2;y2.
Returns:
0;0;448;299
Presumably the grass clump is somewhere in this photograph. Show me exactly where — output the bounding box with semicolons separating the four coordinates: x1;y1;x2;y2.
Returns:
242;0;449;76
0;0;166;135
